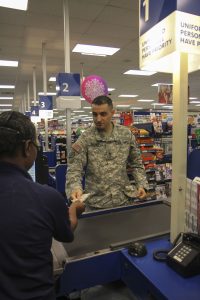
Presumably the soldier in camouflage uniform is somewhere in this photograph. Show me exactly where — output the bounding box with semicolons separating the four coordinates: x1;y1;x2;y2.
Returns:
66;95;148;210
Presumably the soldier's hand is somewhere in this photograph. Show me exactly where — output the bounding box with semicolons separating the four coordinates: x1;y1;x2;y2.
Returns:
137;187;147;199
71;188;83;202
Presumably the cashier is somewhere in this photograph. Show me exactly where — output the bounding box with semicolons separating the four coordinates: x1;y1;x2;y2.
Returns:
66;95;148;210
0;111;85;300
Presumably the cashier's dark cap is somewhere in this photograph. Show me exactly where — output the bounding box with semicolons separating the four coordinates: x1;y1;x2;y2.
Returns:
0;111;36;156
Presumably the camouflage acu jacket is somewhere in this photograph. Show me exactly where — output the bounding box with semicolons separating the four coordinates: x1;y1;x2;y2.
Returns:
66;123;148;209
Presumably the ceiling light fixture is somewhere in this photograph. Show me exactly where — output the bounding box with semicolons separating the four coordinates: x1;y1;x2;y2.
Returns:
124;70;156;76
0;0;28;10
0;96;13;99
130;107;143;110
108;88;115;91
0;85;15;89
72;44;120;56
0;60;18;67
116;105;130;107
0;104;12;107
49;76;56;82
137;99;154;102
190;101;200;104
38;92;56;96
151;83;173;87
151;103;165;106
118;95;138;98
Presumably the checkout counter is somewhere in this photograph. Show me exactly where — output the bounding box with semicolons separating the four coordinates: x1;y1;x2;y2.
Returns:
52;201;200;299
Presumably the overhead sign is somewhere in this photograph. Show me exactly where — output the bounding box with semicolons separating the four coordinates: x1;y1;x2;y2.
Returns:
30;105;40;123
56;73;81;109
30;105;39;117
139;0;200;73
39;95;53;119
56;73;80;97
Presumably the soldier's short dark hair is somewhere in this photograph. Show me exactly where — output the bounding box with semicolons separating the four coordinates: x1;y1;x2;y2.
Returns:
0;111;36;157
92;95;113;109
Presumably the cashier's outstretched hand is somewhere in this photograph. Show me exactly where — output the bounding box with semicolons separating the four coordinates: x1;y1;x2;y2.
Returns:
137;187;147;200
69;200;85;231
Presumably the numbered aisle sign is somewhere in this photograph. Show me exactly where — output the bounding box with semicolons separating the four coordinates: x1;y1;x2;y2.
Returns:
30;105;39;117
39;95;53;119
139;0;200;73
25;111;31;117
56;73;81;109
30;105;40;123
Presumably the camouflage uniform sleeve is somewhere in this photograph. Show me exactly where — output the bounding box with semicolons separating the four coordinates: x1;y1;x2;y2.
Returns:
127;132;149;190
65;133;87;199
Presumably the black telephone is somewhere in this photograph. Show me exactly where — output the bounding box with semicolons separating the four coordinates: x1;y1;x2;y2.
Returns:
166;232;200;277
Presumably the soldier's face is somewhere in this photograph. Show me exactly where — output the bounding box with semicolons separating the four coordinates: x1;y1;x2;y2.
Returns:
92;103;115;131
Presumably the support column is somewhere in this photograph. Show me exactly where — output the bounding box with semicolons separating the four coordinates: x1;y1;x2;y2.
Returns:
170;52;188;241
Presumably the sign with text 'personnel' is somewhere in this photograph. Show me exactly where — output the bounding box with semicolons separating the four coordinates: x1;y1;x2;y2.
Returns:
39;95;53;119
56;73;81;109
139;0;200;73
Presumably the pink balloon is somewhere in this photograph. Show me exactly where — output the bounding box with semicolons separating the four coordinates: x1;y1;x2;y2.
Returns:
81;75;108;104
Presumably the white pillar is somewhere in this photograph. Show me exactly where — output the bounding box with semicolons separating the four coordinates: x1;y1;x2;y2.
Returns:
42;42;49;151
27;82;30;111
63;0;71;154
170;52;188;241
33;67;37;106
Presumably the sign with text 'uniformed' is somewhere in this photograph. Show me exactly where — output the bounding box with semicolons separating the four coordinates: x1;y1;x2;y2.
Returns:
139;0;200;73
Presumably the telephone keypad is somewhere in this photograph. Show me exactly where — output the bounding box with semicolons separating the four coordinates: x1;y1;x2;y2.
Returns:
173;245;192;262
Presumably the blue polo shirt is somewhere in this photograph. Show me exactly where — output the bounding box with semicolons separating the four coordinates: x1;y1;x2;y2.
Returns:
0;162;74;300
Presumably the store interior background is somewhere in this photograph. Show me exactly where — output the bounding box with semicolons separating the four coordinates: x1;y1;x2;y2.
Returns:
1;0;200;116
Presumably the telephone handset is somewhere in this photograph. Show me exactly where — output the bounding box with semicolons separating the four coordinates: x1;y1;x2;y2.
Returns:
166;232;200;277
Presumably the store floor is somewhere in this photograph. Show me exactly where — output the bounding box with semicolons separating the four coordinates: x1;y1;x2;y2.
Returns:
66;281;137;300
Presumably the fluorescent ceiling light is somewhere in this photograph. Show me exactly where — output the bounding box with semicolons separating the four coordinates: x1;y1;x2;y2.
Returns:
0;108;11;111
0;96;13;99
130;107;143;110
151;83;173;87
151;103;165;106
118;95;138;98
116;105;130;107
0;60;18;67
81;53;106;57
189;97;198;100
49;76;56;82
195;104;200;106
163;105;173;109
0;0;28;10
0;85;15;89
38;92;56;95
31;101;39;103
72;44;120;56
190;101;200;104
124;70;156;76
83;107;91;109
80;97;85;101
137;99;154;102
0;104;12;107
73;110;84;113
108;88;115;91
